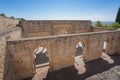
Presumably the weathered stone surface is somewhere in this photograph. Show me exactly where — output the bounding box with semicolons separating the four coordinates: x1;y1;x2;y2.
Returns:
86;66;120;80
20;20;92;37
0;26;21;79
0;16;21;80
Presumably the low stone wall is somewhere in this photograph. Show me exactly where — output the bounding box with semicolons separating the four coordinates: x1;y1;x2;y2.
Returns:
0;16;19;31
6;30;120;79
93;27;115;32
0;27;21;80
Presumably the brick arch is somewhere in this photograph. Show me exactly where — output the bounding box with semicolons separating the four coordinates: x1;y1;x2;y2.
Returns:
79;38;89;61
28;42;53;71
6;41;53;79
76;41;84;56
68;37;87;65
29;43;52;58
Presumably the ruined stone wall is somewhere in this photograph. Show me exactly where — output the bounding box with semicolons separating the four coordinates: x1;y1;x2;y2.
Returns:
21;20;92;38
93;27;115;32
0;27;21;80
0;16;19;31
0;16;20;80
6;30;120;79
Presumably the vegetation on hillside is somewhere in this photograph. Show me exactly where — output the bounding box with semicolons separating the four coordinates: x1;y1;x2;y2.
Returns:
0;13;6;17
16;18;25;21
0;13;25;21
10;16;15;19
94;21;120;29
95;21;103;27
95;7;120;29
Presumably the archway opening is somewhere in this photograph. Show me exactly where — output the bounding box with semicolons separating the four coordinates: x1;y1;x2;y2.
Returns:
102;40;114;64
76;42;83;56
75;42;86;74
103;41;107;53
33;47;49;68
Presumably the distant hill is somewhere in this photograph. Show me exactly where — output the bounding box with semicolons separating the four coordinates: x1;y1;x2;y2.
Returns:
92;21;114;25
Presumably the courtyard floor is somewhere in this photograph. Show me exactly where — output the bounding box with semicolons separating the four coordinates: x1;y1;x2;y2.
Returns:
30;53;120;80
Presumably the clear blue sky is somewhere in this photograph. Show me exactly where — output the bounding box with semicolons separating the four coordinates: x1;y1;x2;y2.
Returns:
0;0;120;21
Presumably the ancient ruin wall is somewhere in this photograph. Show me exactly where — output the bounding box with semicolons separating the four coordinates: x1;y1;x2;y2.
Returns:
93;27;115;32
0;16;21;79
0;16;19;31
20;20;92;38
6;30;120;79
0;27;21;80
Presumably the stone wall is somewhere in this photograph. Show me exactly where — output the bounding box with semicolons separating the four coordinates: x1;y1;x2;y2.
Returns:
0;16;19;31
1;18;119;80
6;30;120;80
0;27;21;80
0;16;21;80
20;20;92;38
93;27;115;32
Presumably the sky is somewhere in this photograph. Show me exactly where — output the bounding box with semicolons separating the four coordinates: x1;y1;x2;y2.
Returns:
0;0;120;21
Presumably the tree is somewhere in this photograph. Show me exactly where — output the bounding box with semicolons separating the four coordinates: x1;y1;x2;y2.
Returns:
111;22;120;29
115;7;120;23
0;13;6;17
95;21;103;27
10;16;15;19
16;18;25;21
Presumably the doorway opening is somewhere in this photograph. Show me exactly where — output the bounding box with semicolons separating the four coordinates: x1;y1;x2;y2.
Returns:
103;41;107;53
76;42;83;56
75;42;86;74
102;40;114;64
33;47;49;68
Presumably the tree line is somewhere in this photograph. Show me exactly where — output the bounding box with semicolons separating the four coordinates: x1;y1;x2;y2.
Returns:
0;13;25;21
94;21;120;29
95;7;120;29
